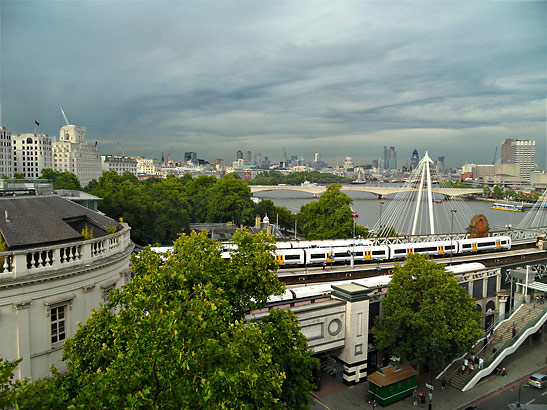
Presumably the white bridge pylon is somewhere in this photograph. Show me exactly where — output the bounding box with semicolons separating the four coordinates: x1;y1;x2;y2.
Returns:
411;151;436;235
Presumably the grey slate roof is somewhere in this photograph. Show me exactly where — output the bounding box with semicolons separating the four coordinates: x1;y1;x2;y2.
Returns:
0;195;119;250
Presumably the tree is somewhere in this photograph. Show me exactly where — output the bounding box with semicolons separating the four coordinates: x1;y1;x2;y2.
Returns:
254;199;295;232
493;184;504;199
373;254;482;366
297;184;366;239
206;174;255;226
13;173;25;179
4;230;316;409
39;168;81;190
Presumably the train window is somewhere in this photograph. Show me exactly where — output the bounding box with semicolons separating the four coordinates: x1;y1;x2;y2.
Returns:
334;252;348;257
372;250;386;256
394;249;406;254
414;246;437;252
501;241;507;245
284;254;301;260
462;244;472;249
446;245;455;250
310;253;325;259
355;252;364;257
477;242;495;248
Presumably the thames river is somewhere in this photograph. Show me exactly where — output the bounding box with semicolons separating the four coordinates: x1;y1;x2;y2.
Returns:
253;188;527;235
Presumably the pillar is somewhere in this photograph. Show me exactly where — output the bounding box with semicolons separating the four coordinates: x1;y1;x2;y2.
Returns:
12;301;32;379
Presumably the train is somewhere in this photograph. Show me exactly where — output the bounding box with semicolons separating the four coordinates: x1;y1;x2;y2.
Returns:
152;235;511;268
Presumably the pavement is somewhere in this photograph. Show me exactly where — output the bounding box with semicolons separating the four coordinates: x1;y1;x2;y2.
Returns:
310;337;547;410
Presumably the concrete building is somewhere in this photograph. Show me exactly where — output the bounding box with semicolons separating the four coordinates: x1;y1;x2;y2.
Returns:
184;152;198;165
53;125;102;187
245;151;252;165
0;126;13;179
132;156;160;175
0;195;134;380
12;133;52;179
236;150;243;161
253;152;262;166
410;149;419;170
501;138;536;181
101;155;138;176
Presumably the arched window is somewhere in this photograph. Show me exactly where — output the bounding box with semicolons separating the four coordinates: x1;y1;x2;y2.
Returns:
26;137;33;144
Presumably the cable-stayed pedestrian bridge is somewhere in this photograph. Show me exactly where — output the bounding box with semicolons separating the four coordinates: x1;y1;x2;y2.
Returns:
250;185;483;199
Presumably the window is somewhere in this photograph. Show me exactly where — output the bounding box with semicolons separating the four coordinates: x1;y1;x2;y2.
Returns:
50;305;66;344
103;286;115;303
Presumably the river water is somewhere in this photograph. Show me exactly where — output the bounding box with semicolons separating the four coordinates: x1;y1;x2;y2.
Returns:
253;187;528;235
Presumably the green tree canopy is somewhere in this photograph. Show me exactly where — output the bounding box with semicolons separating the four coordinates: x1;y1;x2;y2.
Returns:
206;174;255;226
39;168;82;190
297;184;367;239
373;254;482;365
4;230;317;409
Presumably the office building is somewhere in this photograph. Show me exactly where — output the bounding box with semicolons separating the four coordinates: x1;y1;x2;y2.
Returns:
0;127;13;178
101;155;138;175
12;133;53;179
184;152;198;165
236;150;243;161
410;150;419;170
52;125;102;187
254;152;262;166
501;138;536;181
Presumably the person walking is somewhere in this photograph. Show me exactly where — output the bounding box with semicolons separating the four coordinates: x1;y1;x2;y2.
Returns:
461;363;466;375
413;390;418;406
479;357;484;370
419;392;426;407
441;378;446;390
502;367;507;377
512;327;517;338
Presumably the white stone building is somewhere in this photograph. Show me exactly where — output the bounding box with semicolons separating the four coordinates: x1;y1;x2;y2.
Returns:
132;156;160;175
0;126;13;178
53;125;102;187
0;195;134;380
12;133;53;179
101;155;138;176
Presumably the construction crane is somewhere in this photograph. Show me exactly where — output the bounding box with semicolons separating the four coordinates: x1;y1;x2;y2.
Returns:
59;107;70;126
165;147;173;164
492;146;498;165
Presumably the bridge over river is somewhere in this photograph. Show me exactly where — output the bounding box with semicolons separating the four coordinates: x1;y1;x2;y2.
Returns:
250;184;483;199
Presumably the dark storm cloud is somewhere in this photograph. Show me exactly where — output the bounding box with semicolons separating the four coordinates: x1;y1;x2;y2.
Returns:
1;1;545;168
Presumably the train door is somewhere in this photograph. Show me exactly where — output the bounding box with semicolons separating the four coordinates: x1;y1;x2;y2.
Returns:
276;254;284;265
439;245;444;255
496;240;501;249
365;250;372;260
326;253;334;263
472;242;477;251
407;248;414;256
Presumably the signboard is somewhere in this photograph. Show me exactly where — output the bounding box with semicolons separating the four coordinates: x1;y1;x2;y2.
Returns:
426;383;434;390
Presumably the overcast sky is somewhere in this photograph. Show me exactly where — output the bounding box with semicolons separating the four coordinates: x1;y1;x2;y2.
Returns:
1;1;545;169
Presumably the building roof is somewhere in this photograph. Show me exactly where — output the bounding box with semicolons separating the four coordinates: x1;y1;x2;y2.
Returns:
368;363;417;387
0;195;119;250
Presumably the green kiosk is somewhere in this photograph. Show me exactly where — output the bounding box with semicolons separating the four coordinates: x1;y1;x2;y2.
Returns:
367;361;417;406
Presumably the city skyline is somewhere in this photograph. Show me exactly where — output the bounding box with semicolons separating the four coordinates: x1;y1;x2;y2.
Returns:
1;1;545;169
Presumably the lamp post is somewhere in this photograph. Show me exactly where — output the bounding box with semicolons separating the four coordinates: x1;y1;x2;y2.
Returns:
379;201;384;237
351;218;356;268
429;342;436;410
450;209;457;266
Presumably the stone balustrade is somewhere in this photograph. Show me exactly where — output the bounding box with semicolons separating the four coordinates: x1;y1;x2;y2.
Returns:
0;223;131;280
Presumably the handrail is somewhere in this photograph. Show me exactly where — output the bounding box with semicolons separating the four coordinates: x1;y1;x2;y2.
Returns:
461;303;547;388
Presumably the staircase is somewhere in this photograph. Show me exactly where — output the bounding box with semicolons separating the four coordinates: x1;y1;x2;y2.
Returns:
443;301;547;391
320;356;343;379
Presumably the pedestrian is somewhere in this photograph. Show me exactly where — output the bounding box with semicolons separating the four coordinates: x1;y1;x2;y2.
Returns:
471;354;475;365
420;392;426;407
492;346;497;355
512;327;517;338
441;378;446;390
461;364;466;375
413;389;418;406
502;367;507;377
479;357;484;370
469;362;474;373
322;262;326;271
464;358;468;369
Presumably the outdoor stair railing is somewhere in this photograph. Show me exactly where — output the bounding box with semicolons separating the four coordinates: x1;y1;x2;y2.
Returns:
460;302;547;391
442;300;525;385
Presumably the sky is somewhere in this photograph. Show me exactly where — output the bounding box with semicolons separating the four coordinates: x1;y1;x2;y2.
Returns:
1;1;545;169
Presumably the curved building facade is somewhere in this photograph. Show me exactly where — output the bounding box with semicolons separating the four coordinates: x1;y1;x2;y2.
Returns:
0;196;134;380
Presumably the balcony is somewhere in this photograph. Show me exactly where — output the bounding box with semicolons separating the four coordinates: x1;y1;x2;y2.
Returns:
0;223;132;281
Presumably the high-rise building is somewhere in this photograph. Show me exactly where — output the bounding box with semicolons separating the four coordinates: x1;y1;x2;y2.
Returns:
437;156;445;173
13;133;52;179
254;152;262;166
245;151;252;164
314;152;321;163
372;159;378;169
53;125;102;187
184;152;198;165
0;127;13;178
387;147;397;170
236;150;243;161
383;146;388;169
410;149;419;170
501;138;536;181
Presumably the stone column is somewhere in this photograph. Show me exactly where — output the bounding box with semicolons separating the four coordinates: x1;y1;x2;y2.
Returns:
12;301;32;379
497;290;509;321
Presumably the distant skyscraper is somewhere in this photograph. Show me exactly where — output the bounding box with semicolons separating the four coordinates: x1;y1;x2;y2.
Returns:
184;152;198;165
254;152;261;166
372;159;378;169
262;156;270;168
501;138;536;181
314;152;321;163
245;151;252;164
436;156;445;173
410;149;419;170
388;147;397;170
383;146;389;169
236;150;243;161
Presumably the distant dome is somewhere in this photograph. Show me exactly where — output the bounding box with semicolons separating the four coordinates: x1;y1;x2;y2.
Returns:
263;214;270;224
345;152;352;161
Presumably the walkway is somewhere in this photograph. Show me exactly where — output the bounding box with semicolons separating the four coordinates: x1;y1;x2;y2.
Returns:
310;338;547;410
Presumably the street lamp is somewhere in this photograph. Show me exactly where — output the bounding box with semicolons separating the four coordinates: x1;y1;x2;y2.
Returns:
450;209;457;266
379;201;385;237
429;342;436;410
351;218;356;268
